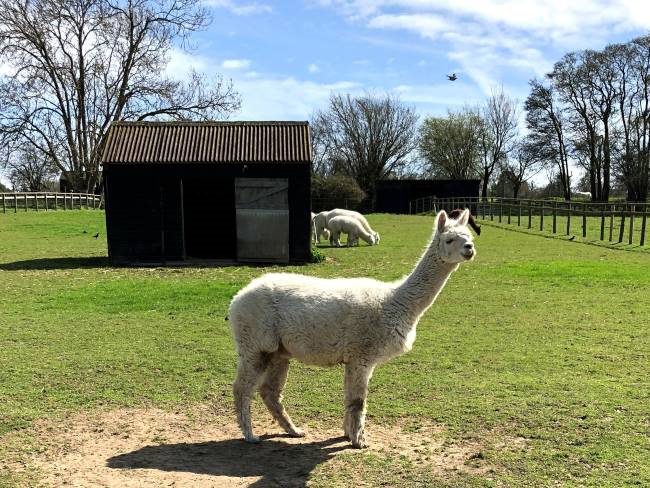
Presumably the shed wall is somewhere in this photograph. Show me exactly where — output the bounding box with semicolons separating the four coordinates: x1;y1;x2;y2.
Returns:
104;163;311;265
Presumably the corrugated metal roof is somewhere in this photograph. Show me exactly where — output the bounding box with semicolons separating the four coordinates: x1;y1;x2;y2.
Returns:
101;121;312;164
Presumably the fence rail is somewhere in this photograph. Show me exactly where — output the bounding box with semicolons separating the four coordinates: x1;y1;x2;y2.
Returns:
0;192;103;213
409;196;650;247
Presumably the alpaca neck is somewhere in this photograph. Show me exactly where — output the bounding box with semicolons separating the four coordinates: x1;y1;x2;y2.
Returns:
391;238;458;327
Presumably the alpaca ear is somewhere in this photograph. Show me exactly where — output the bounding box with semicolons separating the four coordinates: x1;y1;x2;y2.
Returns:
436;210;448;233
457;208;470;226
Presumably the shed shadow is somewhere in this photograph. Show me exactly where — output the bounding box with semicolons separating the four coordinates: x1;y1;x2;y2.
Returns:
0;256;109;270
106;435;350;487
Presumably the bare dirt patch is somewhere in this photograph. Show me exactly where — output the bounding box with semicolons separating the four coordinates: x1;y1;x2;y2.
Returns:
5;406;498;487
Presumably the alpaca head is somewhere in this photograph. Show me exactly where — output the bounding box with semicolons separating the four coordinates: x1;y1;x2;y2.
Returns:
434;209;476;263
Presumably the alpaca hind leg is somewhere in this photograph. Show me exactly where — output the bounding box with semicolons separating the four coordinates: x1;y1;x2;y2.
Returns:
259;353;304;437
233;352;269;443
343;362;375;448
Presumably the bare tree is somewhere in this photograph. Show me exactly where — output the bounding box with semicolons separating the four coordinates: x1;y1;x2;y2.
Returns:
524;79;572;200
3;144;58;191
311;93;418;205
418;108;483;179
507;141;542;199
0;0;240;193
479;89;519;199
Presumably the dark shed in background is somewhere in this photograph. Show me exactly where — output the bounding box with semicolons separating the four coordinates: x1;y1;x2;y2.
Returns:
374;179;481;214
101;121;312;265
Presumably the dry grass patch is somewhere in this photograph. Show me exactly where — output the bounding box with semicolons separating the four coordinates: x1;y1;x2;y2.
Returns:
1;405;514;487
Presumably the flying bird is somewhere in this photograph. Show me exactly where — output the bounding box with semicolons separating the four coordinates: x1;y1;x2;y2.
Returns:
447;73;457;81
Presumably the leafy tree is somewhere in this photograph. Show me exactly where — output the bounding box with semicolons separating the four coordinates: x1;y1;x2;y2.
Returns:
0;0;240;193
418;108;483;180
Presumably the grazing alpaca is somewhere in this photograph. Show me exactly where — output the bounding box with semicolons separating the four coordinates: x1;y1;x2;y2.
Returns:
228;210;475;448
311;212;330;243
313;209;379;245
328;215;376;247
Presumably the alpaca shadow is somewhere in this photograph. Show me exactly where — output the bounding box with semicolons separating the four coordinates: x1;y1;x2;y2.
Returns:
106;435;351;487
0;256;108;270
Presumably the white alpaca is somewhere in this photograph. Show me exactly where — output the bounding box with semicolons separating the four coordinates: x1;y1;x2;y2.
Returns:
328;215;376;247
228;210;475;448
313;209;379;245
312;212;331;243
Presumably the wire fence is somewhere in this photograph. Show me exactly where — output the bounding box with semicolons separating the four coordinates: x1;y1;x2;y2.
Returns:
410;196;650;247
0;192;103;213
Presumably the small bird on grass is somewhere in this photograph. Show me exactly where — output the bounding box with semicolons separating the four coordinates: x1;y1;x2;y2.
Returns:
93;232;99;239
569;235;575;241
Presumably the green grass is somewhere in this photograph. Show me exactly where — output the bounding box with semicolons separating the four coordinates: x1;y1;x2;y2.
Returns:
0;210;649;486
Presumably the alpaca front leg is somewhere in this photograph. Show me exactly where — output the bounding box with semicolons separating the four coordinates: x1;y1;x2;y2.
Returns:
343;362;375;448
233;354;268;443
259;353;304;437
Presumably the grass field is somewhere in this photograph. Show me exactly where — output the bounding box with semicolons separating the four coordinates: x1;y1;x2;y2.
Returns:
0;210;649;486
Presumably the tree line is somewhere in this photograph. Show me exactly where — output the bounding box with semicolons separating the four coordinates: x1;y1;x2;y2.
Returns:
312;36;650;205
1;3;649;203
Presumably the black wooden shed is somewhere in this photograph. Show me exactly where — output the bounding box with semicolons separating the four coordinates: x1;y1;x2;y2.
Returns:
101;121;312;265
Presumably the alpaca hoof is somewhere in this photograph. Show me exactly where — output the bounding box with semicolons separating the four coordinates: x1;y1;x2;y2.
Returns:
288;428;306;438
244;435;260;444
350;433;368;449
350;438;368;449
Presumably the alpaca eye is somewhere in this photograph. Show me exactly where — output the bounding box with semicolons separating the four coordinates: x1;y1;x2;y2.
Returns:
445;238;454;244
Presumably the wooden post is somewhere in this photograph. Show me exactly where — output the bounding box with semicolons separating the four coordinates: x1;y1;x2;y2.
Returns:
35;193;39;212
518;200;522;226
629;207;635;245
618;206;626;243
582;203;587;238
600;207;605;241
14;193;18;213
498;199;503;223
609;204;614;241
44;193;48;211
1;194;5;214
552;201;557;234
641;212;647;246
507;200;512;224
539;202;544;231
566;202;572;235
528;203;532;229
24;193;28;211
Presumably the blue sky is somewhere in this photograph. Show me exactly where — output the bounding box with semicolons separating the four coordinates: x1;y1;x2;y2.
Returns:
3;1;650;187
183;0;650;121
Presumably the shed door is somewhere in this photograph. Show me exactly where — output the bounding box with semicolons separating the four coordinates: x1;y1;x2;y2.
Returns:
235;178;289;263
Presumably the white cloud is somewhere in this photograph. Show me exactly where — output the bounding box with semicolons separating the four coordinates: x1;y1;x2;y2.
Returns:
308;63;320;73
205;0;272;15
165;49;209;79
0;61;15;77
221;59;252;70
233;76;362;120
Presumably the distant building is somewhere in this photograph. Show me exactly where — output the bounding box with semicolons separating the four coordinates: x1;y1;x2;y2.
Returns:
101;121;312;265
374;179;481;214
